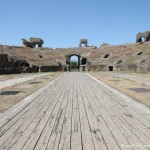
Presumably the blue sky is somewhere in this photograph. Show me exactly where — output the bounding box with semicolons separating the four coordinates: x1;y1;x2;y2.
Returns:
0;0;149;48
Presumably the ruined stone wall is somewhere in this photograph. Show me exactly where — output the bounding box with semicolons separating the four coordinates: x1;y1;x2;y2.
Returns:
114;64;150;72
40;66;63;72
0;53;39;74
0;54;10;68
0;41;150;73
87;65;107;71
86;64;150;72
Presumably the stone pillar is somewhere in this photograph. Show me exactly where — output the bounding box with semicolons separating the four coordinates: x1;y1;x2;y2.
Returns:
39;67;41;73
69;57;71;72
78;56;80;72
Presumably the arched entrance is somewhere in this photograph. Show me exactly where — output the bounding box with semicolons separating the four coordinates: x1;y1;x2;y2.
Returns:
66;54;80;72
137;36;145;43
138;36;144;43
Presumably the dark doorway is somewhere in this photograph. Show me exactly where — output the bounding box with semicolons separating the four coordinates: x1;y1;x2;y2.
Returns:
67;54;80;72
81;58;87;65
109;66;113;71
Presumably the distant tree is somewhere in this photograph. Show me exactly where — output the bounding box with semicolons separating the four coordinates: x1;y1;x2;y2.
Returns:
71;61;78;69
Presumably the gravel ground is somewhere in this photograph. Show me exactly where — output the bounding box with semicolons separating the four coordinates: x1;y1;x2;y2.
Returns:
88;71;150;108
0;72;63;113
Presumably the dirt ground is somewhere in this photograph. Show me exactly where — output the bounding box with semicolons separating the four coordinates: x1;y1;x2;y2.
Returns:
0;73;49;81
88;72;150;108
1;71;149;113
0;72;63;113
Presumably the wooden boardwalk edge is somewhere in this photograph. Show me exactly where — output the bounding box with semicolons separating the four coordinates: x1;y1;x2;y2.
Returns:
85;73;150;115
0;74;64;127
0;72;150;150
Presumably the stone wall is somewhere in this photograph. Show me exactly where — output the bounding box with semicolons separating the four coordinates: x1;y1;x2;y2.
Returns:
85;64;150;72
114;64;150;72
40;66;63;72
0;54;10;68
0;41;150;74
0;54;39;74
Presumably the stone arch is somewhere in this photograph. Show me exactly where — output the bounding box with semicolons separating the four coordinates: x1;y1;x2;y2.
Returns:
66;54;80;72
79;39;88;47
137;36;144;43
136;31;150;43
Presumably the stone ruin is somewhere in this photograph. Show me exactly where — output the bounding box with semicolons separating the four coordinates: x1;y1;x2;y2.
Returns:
136;31;150;43
100;42;109;47
21;37;44;48
0;31;150;74
0;54;39;74
79;39;88;47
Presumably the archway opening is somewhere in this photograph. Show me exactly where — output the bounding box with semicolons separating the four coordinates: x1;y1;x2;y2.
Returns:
141;37;144;43
137;37;144;43
34;44;38;48
70;56;78;71
67;54;80;72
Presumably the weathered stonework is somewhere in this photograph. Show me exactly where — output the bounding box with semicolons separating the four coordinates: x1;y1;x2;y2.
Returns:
0;32;150;74
21;37;44;48
136;31;150;43
79;39;88;47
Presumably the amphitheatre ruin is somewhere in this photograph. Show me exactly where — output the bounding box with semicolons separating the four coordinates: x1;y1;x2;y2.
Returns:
0;31;150;150
0;31;150;74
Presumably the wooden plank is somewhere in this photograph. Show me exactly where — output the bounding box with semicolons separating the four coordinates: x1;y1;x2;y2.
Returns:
58;81;73;150
12;78;68;150
0;78;66;149
21;82;69;150
80;75;121;150
90;80;149;150
71;77;82;150
45;80;71;150
0;78;65;139
111;94;150;128
80;91;108;149
102;94;150;142
0;75;63;128
0;72;150;150
141;115;150;122
101;95;149;150
77;83;95;150
0;79;64;138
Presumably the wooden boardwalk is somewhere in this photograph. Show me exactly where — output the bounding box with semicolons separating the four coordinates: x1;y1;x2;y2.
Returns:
0;72;150;150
